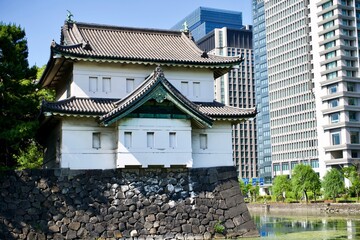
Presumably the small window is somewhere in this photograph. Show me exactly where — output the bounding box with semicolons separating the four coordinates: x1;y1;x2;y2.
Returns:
92;132;101;149
351;132;359;144
169;132;176;148
329;99;339;108
193;82;200;98
181;81;189;96
103;77;111;93
126;78;134;93
349;98;357;106
147;132;154;148
200;134;207;150
124;132;132;148
331;132;340;145
89;77;98;93
330;113;339;123
349;111;357;121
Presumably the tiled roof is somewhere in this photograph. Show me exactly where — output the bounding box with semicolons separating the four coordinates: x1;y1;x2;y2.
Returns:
53;22;241;66
41;97;117;116
196;102;256;118
41;67;256;122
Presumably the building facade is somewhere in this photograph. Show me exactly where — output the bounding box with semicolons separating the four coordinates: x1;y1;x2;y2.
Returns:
253;0;360;180
252;0;272;186
197;27;258;180
171;7;243;41
38;21;256;170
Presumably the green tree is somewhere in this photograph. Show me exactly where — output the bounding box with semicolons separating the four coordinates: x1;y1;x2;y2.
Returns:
322;168;345;202
291;164;320;203
343;166;360;202
272;175;291;202
249;184;260;202
0;23;52;169
239;179;250;197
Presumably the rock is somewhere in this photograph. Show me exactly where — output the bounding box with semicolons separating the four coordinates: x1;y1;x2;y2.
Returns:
68;222;80;231
65;230;77;239
130;229;138;237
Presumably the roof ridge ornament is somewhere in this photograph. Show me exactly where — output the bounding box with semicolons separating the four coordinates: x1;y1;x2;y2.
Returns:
154;65;165;79
66;10;75;23
181;21;189;33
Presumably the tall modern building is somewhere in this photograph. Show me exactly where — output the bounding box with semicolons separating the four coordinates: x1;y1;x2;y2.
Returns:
197;27;257;180
253;0;272;187
253;0;360;181
173;8;258;180
171;7;243;41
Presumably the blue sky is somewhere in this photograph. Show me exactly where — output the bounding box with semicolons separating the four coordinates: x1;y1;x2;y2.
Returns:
0;0;252;67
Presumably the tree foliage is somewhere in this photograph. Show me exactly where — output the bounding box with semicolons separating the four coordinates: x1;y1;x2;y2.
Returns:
291;164;320;203
342;166;360;202
0;22;52;169
272;175;291;202
322;168;345;202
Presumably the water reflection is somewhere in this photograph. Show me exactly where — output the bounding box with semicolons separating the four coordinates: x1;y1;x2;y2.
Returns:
249;210;360;240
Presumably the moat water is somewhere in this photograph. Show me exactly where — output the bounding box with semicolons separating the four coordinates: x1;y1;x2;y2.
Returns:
248;211;360;239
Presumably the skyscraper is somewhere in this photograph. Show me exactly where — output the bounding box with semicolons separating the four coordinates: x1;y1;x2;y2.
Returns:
171;7;243;41
173;7;258;180
197;27;257;180
253;0;272;189
253;0;360;181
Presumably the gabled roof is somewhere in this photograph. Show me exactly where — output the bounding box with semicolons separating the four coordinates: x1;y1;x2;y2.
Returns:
54;21;241;67
100;66;213;128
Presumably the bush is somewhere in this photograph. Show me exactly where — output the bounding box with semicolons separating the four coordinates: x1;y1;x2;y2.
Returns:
214;221;225;234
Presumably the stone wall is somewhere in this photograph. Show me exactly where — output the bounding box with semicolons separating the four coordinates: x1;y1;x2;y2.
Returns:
0;166;258;239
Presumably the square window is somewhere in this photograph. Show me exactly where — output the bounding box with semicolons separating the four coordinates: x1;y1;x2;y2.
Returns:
351;132;359;144
89;77;98;93
330;113;339;123
102;77;111;93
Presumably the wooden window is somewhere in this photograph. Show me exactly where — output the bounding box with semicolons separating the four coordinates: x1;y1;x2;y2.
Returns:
147;132;154;148
124;132;132;148
126;78;134;93
92;132;101;149
181;81;188;96
169;132;176;148
102;77;111;93
89;76;98;93
193;82;200;98
200;134;207;150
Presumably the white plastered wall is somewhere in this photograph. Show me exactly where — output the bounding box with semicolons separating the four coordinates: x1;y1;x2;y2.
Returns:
116;118;193;167
60;117;117;169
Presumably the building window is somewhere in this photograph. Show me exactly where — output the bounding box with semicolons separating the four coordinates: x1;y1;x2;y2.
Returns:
126;78;134;93
323;10;334;19
351;151;359;158
349;97;357;106
329;84;338;94
322;1;333;9
326;61;337;70
124;132;132;148
147;132;154;148
169;132;176;148
89;76;98;93
200;134;208;150
193;82;200;98
349;111;357;121
324;31;335;39
331;132;341;145
347;82;355;92
326;71;338;80
102;77;111;93
330;112;340;123
282;163;289;171
329;99;339;108
310;159;319;168
92;132;101;149
291;161;298;169
273;164;280;172
325;51;336;59
181;81;189;96
351;131;359;144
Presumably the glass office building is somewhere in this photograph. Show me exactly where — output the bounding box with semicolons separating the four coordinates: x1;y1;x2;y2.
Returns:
252;0;272;188
171;7;243;41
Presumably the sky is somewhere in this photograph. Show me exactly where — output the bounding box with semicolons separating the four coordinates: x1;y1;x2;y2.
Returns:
0;0;253;67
